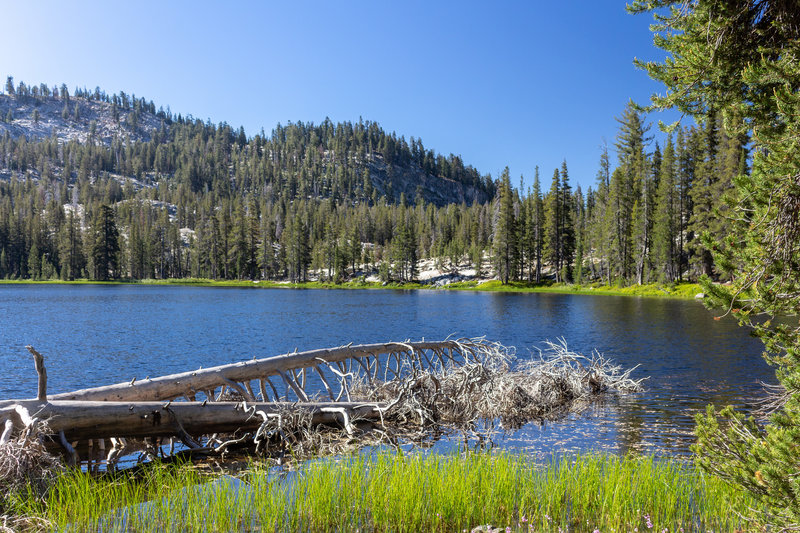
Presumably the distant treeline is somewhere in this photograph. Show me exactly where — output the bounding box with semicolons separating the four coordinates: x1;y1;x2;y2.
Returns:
0;79;747;284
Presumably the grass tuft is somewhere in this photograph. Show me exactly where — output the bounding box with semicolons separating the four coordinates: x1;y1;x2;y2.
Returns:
8;451;758;532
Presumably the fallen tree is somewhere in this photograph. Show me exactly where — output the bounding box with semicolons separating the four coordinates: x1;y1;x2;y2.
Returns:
0;338;644;470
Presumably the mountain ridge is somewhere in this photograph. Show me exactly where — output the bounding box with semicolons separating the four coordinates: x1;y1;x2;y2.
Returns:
0;81;493;207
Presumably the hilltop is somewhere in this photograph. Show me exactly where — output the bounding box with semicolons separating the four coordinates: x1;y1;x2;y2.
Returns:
0;91;160;146
0;79;492;207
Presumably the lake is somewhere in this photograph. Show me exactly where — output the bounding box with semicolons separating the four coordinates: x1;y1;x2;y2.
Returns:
0;284;774;457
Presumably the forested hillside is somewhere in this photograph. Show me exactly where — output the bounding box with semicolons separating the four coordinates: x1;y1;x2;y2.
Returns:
0;77;746;284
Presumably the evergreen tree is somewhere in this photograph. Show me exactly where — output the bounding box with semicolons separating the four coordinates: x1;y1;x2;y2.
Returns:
610;104;649;282
652;136;679;282
89;205;120;280
675;126;697;280
573;185;585;284
531;167;544;283
492;167;517;284
392;214;418;282
633;1;800;528
283;209;310;282
58;211;84;280
558;160;575;282
543;168;561;281
591;142;613;284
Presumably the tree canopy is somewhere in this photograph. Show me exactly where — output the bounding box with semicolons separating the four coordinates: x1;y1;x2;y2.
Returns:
631;0;800;528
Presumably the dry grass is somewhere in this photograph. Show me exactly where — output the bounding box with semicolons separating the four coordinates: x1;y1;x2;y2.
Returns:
0;431;62;531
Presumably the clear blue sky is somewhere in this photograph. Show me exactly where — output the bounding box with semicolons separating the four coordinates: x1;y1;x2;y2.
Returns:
1;1;677;191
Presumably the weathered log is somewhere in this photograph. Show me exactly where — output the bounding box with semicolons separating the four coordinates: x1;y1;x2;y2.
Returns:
0;400;383;442
0;338;646;471
35;340;475;403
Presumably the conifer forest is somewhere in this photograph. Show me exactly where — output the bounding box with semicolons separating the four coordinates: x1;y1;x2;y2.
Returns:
0;77;747;285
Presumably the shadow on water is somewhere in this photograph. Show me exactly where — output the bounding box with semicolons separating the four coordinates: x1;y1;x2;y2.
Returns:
0;285;774;457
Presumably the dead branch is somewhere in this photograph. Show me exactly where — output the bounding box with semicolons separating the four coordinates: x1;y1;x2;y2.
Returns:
25;346;47;402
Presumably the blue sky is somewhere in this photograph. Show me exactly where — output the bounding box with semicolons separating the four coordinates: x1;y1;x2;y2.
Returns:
1;1;677;190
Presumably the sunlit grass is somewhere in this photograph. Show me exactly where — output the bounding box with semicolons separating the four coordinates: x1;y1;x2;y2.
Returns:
446;280;703;299
9;451;757;532
0;277;703;300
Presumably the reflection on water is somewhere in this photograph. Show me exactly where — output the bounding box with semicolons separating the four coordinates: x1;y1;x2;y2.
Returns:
0;285;775;457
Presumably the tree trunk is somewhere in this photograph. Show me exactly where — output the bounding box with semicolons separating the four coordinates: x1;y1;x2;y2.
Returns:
0;400;382;442
30;340;467;404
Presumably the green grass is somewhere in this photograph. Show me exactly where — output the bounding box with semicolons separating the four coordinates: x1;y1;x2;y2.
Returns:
444;280;703;299
0;276;703;300
9;451;757;532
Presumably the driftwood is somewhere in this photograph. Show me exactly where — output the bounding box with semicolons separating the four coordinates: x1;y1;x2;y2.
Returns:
39;340;488;404
0;338;645;470
0;401;381;442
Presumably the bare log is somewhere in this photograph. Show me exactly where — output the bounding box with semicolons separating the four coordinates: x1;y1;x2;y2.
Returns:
0;338;646;470
34;340;485;403
0;400;383;442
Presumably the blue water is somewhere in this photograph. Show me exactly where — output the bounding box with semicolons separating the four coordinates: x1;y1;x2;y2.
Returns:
0;285;774;456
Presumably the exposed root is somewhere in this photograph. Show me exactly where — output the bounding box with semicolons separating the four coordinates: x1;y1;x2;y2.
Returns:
350;337;644;443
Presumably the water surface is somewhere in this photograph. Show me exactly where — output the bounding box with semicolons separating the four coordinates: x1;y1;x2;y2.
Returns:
0;285;773;456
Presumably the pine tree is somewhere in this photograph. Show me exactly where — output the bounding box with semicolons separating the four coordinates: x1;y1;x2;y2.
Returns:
492;167;516;284
283;209;310;282
531;167;544;283
632;0;800;527
58;211;84;280
675;126;698;281
89;205;120;280
558;160;575;282
543;168;561;282
688;110;720;278
591;142;613;284
392;214;418;282
573;185;585;284
652;136;679;282
611;103;649;283
689;110;748;280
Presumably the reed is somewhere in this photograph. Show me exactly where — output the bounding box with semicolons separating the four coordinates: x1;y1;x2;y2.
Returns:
9;451;758;532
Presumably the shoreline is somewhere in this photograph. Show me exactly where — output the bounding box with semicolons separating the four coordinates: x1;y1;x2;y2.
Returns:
0;278;704;300
6;450;754;532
